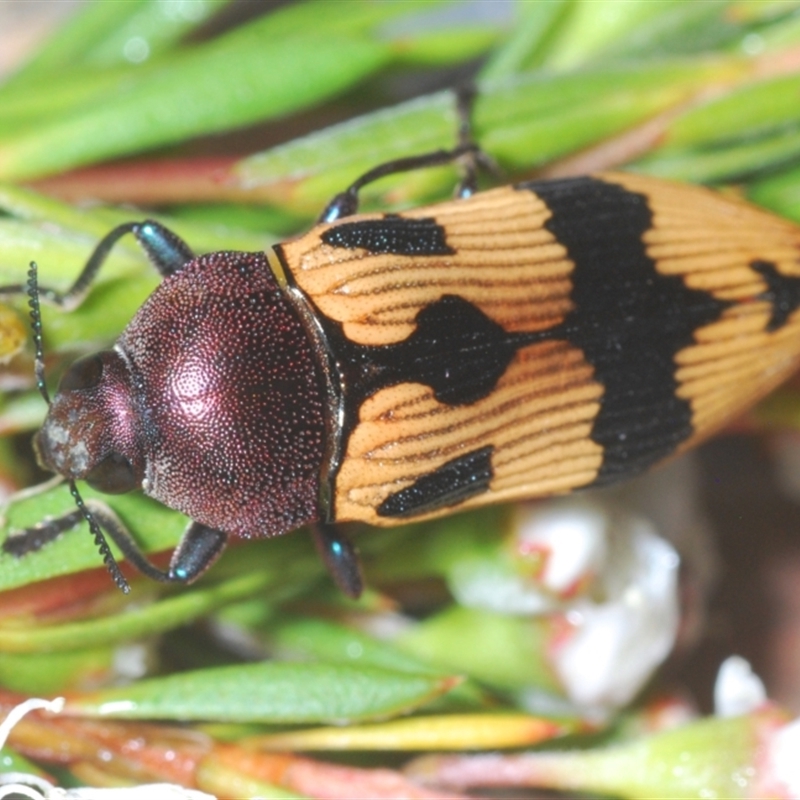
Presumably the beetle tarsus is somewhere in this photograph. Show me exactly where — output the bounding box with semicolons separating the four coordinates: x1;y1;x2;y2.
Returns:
134;219;195;277
312;522;363;599
168;522;228;583
84;503;228;585
317;86;493;222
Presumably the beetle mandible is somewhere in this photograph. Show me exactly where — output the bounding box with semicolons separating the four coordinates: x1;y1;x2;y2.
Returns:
5;92;800;597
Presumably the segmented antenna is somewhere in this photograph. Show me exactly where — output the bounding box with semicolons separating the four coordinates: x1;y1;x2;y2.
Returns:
70;482;130;593
27;263;50;405
26;263;130;594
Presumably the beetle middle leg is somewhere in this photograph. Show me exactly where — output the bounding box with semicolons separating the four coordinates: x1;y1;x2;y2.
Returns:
318;85;496;224
311;522;363;599
0;219;194;311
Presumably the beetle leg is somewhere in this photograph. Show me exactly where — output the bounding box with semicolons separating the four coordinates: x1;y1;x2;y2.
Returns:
88;504;228;584
88;503;228;584
311;522;363;599
2;509;84;557
0;220;194;311
3;498;227;585
167;522;228;583
317;86;495;223
453;83;479;199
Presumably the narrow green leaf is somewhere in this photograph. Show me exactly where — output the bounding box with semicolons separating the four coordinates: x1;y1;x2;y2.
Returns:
0;571;277;653
0;0;442;168
268;614;489;707
664;73;800;147
77;0;233;68
0;647;113;694
236;57;747;213
633;127;800;183
67;661;461;723
752;12;800;51
5;2;151;84
551;0;743;66
270;616;440;675
216;0;447;41
395;606;560;694
6;0;232;92
0;68;135;134
731;0;800;22
196;760;309;800
247;712;582;751
0;33;391;181
541;0;680;68
480;0;573;79
747;163;800;221
392;27;502;66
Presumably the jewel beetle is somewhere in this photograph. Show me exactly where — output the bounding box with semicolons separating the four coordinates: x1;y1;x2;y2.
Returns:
5;103;800;598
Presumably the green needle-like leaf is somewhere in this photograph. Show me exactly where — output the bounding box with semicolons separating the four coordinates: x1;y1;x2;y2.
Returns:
67;661;461;723
0;33;391;181
236;57;747;214
0;571;279;653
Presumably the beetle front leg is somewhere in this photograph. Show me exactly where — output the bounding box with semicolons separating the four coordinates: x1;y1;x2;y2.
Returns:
90;504;227;584
0;220;194;311
4;500;227;585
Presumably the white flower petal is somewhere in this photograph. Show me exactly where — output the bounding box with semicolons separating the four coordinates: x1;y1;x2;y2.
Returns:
770;717;800;799
714;656;767;717
551;521;680;710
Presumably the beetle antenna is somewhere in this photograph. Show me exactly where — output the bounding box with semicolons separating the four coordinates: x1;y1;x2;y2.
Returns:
26;262;50;405
70;481;130;594
27;262;130;593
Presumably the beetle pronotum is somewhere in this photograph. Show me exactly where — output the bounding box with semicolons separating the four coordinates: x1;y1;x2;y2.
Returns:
4;95;800;597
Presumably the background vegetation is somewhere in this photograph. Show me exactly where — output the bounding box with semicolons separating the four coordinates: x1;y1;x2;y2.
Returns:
1;1;800;797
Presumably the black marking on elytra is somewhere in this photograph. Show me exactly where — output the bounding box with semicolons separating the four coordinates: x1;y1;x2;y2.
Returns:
521;176;732;485
315;294;547;521
377;445;494;518
326;294;548;411
751;259;800;332
321;215;455;256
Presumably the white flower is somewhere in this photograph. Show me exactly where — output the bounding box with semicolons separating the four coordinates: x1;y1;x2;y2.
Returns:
449;494;682;713
714;656;767;718
550;516;680;710
768;717;800;799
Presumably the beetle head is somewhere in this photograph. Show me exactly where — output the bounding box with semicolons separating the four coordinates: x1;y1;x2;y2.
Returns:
35;349;144;494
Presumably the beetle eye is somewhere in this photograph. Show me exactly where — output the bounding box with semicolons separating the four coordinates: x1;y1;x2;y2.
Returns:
59;354;104;392
85;452;138;494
